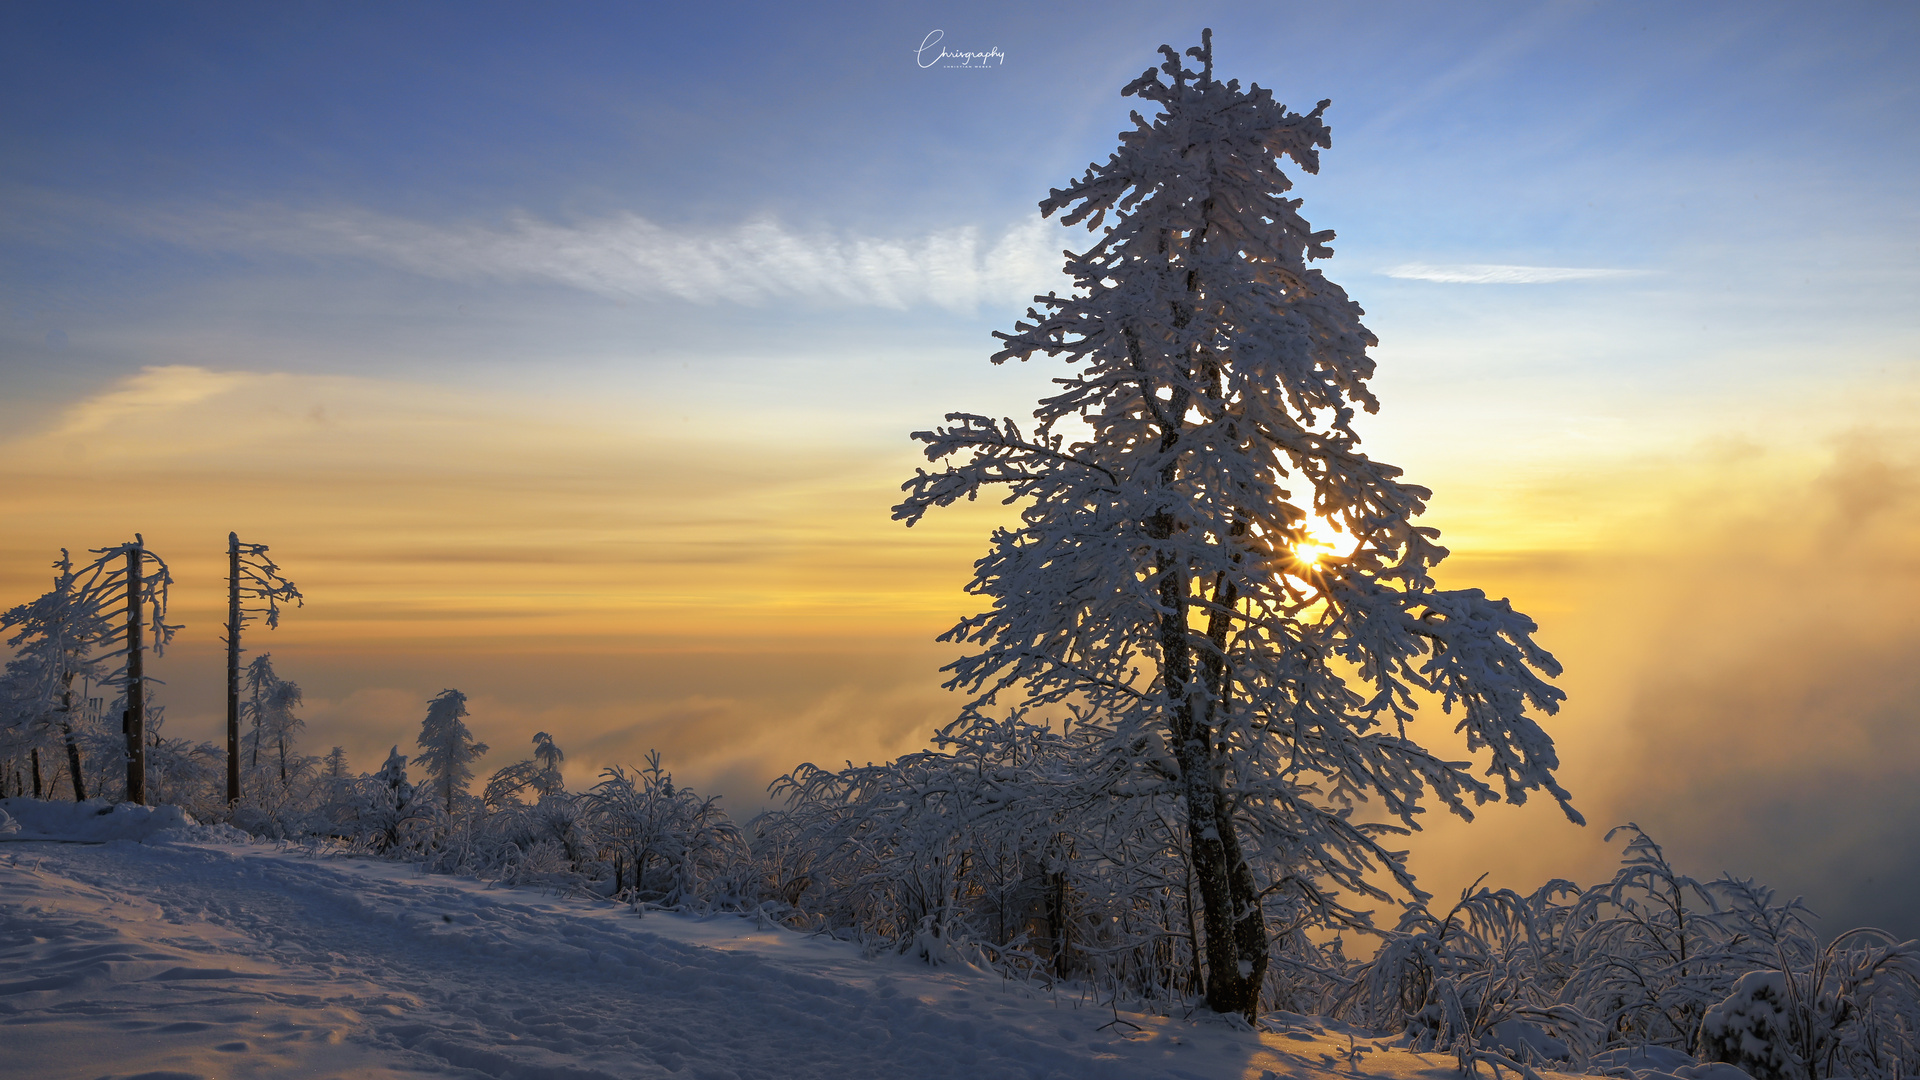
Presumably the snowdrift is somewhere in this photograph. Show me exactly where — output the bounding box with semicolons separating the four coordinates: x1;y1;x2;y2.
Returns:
0;796;247;845
0;826;1652;1080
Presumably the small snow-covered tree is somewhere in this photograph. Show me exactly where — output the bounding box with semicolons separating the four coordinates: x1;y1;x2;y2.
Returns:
897;30;1578;1019
531;731;564;793
241;654;308;784
264;678;304;783
415;688;488;812
329;745;427;853
1;551;114;800
483;731;567;807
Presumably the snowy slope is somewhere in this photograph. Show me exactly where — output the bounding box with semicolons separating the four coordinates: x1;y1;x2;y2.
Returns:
2;801;1575;1080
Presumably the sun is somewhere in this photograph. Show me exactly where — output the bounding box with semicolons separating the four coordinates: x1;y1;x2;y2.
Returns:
1290;516;1356;569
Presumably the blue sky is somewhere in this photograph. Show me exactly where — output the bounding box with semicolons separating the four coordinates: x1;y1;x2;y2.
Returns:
7;1;1915;400
4;1;1920;933
5;1;1916;550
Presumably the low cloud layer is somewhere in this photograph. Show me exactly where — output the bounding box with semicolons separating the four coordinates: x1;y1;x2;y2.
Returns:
1406;431;1920;939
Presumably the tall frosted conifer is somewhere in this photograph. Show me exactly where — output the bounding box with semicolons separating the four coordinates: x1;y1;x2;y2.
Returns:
416;689;487;812
897;31;1579;1020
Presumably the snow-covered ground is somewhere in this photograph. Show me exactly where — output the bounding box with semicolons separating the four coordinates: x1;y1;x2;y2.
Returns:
1;798;1577;1080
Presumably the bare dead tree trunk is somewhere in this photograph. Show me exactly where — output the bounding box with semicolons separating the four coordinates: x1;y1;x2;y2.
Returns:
123;541;146;805
62;724;87;800
60;679;87;801
1047;867;1070;978
30;747;43;799
227;532;241;805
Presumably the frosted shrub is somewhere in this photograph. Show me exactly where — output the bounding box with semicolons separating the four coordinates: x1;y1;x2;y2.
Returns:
1335;876;1592;1061
1702;880;1920;1080
321;746;434;854
144;714;226;824
586;751;743;907
769;715;1358;1007
770;718;1096;971
1561;825;1776;1056
495;838;580;889
1326;823;1917;1080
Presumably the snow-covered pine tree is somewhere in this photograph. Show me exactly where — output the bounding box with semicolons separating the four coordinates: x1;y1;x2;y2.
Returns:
530;731;564;797
415;689;488;813
896;30;1579;1020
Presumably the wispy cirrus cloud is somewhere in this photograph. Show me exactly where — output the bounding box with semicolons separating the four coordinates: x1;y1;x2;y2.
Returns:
1382;262;1646;284
136;204;1070;313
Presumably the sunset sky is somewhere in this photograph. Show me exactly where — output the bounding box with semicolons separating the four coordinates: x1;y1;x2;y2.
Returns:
4;2;1918;935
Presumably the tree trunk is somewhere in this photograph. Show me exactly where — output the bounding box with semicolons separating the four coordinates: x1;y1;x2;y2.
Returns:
59;679;87;801
123;541;146;805
1138;253;1270;1019
1047;867;1070;978
227;532;241;805
1173;745;1267;1019
62;721;87;801
30;746;43;799
1159;565;1268;1021
1182;844;1205;994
